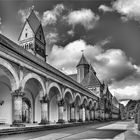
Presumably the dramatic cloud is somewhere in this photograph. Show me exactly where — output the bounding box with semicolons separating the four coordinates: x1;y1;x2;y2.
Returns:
95;49;136;82
98;5;113;13
42;4;65;26
18;4;65;26
67;9;99;30
48;39;92;74
42;11;57;26
110;85;140;100
48;37;140;100
45;31;59;53
113;0;140;21
98;0;140;22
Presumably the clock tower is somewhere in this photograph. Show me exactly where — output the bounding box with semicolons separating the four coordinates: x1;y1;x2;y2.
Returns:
18;8;46;61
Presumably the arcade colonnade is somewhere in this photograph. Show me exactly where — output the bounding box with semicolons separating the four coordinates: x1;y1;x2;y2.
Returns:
0;58;99;125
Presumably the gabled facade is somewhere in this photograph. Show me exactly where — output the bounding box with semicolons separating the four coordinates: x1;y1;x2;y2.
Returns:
18;9;46;61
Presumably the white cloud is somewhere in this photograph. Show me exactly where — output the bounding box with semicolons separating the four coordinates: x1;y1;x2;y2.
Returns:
42;4;65;26
48;38;111;74
110;85;140;100
48;38;140;100
67;9;99;30
18;4;65;26
99;5;113;12
42;11;57;26
45;32;59;44
48;40;91;74
95;49;136;82
113;0;140;21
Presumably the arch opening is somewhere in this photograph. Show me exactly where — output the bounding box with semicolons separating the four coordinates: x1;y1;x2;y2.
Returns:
48;86;61;123
75;94;81;121
23;78;44;123
0;65;18;124
63;91;73;122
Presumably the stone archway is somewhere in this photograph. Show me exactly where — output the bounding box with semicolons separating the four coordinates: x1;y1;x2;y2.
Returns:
82;96;88;107
82;96;88;121
21;73;45;123
0;58;19;91
48;82;62;123
0;58;19;124
63;88;74;122
88;99;93;120
75;93;82;121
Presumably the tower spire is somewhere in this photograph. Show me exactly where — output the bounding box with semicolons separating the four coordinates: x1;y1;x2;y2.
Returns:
76;50;89;67
76;50;90;83
18;4;46;61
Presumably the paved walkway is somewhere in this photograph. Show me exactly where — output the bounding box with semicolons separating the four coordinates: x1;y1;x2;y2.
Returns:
0;120;139;140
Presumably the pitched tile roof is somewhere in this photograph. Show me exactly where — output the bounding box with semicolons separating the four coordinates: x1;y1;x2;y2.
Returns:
76;54;89;67
27;9;40;33
80;65;101;87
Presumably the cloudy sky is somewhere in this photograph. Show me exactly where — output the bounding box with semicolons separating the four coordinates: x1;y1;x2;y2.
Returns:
1;0;140;103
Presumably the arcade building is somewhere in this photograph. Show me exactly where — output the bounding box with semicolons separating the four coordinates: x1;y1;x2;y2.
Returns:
0;9;120;126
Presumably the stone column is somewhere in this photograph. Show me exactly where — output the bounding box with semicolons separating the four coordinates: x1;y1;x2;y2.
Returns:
39;97;49;124
79;104;85;122
57;99;65;123
11;89;24;126
138;110;140;131
70;102;75;122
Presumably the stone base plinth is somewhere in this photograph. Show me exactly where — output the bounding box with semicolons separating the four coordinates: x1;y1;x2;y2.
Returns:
78;119;83;122
39;120;49;125
69;119;76;122
10;122;25;127
57;119;65;124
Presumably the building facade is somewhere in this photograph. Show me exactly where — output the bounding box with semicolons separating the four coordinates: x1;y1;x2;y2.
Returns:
0;9;120;126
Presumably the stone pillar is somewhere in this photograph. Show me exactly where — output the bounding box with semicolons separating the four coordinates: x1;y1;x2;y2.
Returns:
70;102;75;122
79;104;85;122
11;89;24;127
138;110;140;131
39;97;49;124
57;99;65;123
